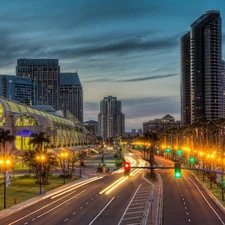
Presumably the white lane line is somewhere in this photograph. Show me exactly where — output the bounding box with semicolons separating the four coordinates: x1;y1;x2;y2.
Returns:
64;218;69;222
8;190;86;225
186;212;189;215
91;198;94;200
186;175;225;225
122;216;142;220
80;206;83;209
72;212;76;215
183;202;186;204
32;218;36;221
88;197;115;225
188;219;191;222
24;223;28;225
125;211;143;215
86;202;89;204
182;198;185;201
185;207;187;209
36;191;85;219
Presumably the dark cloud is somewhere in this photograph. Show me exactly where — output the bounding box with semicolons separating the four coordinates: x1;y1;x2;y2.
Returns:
119;73;178;82
84;73;178;83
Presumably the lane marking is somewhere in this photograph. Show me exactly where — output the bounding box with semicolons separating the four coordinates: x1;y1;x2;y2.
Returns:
64;218;69;222
186;175;225;225
9;190;86;225
88;197;115;225
86;202;89;204
188;219;191;222
36;191;86;219
72;212;76;215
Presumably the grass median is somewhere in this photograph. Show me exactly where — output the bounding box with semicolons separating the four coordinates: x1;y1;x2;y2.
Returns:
193;171;225;207
0;174;80;210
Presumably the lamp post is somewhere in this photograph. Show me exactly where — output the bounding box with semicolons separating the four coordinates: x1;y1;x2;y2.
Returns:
0;158;11;209
60;152;68;184
36;155;45;194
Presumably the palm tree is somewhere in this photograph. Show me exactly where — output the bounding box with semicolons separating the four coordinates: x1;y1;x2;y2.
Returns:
0;129;15;157
0;129;15;209
144;131;160;178
29;132;50;153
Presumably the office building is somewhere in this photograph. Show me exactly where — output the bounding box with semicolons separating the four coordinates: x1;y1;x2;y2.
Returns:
0;75;33;105
98;96;125;141
16;58;60;109
180;32;191;126
222;60;225;117
60;72;83;122
181;10;222;124
143;114;180;133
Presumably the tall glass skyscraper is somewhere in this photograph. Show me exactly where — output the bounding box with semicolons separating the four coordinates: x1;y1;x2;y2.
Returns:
98;96;125;141
181;10;222;125
59;72;83;123
16;59;60;109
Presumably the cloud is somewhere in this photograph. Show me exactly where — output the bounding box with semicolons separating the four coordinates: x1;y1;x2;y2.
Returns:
84;73;178;83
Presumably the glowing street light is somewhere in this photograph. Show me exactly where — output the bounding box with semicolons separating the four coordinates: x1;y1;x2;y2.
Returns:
59;152;69;184
36;154;45;194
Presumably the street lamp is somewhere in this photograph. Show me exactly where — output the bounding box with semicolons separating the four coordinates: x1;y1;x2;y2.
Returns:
36;154;45;194
0;158;11;209
59;152;68;184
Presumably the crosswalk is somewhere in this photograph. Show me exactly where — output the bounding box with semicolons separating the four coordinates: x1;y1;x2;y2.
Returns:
118;183;152;225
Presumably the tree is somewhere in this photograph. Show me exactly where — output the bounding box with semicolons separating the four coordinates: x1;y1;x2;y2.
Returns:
0;129;15;157
144;131;160;178
29;132;50;153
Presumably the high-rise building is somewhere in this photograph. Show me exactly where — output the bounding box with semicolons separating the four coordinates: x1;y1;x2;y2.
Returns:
222;60;225;117
181;10;222;125
0;75;33;105
59;72;83;122
15;77;33;105
16;59;60;109
180;32;191;126
0;75;15;100
98;96;125;141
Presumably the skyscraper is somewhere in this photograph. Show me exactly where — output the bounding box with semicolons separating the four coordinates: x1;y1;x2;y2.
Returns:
59;72;83;122
180;32;191;126
98;96;125;141
181;10;222;125
16;59;60;109
222;60;225;117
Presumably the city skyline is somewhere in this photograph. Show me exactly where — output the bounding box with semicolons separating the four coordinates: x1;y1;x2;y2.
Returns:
0;0;225;131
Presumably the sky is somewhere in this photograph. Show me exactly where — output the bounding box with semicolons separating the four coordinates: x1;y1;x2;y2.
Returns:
0;0;225;131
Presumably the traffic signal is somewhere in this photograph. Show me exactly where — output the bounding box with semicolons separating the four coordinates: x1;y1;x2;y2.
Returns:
174;163;182;178
124;162;131;176
177;149;182;155
166;148;171;153
189;157;195;163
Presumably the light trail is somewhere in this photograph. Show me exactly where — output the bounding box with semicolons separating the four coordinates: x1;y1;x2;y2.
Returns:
99;176;125;194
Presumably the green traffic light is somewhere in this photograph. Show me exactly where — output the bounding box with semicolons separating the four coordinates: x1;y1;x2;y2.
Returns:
177;149;182;155
174;172;182;178
166;148;171;153
189;157;195;163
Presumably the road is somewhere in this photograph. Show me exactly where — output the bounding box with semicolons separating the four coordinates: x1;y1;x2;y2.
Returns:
158;157;225;225
0;156;151;225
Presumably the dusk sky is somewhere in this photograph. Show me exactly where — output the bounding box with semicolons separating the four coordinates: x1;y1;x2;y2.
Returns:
0;0;225;131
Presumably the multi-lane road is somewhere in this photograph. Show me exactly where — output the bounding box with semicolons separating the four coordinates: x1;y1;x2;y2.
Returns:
157;157;225;225
1;153;225;225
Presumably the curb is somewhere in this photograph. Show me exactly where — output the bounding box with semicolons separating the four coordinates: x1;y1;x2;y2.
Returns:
191;172;225;214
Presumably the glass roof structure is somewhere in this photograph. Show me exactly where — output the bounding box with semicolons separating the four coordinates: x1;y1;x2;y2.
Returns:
0;99;74;127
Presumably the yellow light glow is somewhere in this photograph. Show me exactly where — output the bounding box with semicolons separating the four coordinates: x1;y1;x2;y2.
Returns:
99;176;126;194
106;177;128;194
